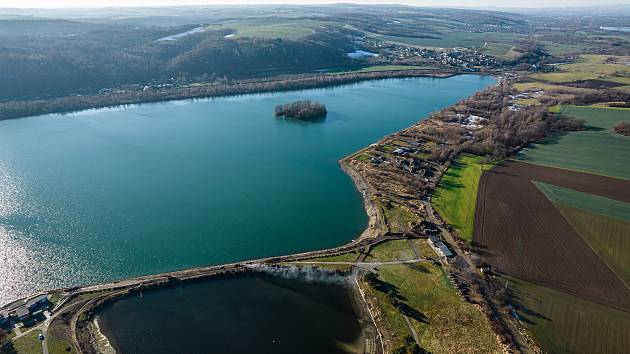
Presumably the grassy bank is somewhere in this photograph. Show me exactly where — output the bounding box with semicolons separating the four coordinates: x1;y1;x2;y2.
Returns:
432;154;489;241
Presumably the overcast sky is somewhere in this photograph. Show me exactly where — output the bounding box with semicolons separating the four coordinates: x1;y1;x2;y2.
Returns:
0;0;626;8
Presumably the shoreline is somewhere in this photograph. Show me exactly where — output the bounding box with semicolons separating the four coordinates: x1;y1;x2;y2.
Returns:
2;73;498;354
0;69;466;121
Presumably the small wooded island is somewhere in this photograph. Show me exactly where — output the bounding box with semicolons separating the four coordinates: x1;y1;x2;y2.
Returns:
275;100;327;120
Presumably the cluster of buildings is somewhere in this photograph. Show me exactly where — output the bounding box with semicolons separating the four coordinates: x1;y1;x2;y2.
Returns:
0;294;51;329
370;142;436;179
363;38;501;70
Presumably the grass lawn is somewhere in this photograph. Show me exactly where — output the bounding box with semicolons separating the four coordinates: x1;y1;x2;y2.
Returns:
518;106;630;180
509;277;630;354
364;263;501;353
12;330;43;354
365;240;416;262
432;154;490;241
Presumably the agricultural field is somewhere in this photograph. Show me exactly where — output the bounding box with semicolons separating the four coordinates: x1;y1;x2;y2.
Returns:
533;55;630;86
509;277;630;354
375;31;524;53
473;161;630;312
555;203;630;285
518;106;630;180
534;181;630;284
538;41;595;56
208;19;334;39
362;241;501;353
432;154;489;241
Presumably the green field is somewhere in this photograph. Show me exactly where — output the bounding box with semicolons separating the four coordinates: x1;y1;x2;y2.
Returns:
209;19;332;39
535;181;630;284
365;239;416;262
364;258;501;353
519;106;630;180
432;154;489;241
534;182;630;222
376;31;523;51
533;54;630;83
510;278;630;354
481;42;514;57
12;330;43;354
540;42;594;56
555;203;630;285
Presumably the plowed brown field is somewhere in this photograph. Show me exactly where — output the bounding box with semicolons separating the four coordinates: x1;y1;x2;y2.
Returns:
474;161;630;312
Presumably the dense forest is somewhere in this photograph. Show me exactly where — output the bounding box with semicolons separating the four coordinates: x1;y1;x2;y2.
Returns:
0;22;357;100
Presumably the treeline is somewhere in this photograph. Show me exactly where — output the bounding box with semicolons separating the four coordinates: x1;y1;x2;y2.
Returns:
0;69;440;120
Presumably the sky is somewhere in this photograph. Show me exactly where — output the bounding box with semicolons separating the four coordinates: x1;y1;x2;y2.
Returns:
0;0;626;8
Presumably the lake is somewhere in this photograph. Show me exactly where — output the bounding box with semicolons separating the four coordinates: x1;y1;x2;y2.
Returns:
0;75;494;304
99;270;368;354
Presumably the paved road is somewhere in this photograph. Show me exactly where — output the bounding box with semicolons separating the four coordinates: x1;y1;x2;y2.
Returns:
41;313;51;354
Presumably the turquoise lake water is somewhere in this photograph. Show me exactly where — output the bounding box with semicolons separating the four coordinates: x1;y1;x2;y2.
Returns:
0;75;494;304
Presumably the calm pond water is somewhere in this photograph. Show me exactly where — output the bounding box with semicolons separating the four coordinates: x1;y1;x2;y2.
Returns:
99;271;365;354
0;75;494;304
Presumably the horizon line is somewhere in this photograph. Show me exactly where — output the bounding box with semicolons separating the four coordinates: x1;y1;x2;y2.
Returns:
1;2;629;10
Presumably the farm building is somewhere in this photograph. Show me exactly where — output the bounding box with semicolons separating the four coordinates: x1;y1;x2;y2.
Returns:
428;235;453;258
